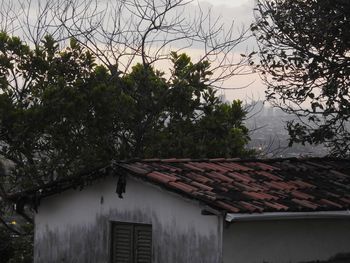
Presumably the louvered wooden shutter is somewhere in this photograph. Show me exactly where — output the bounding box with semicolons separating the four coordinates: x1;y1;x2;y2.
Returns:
134;225;152;263
111;223;152;263
111;224;134;263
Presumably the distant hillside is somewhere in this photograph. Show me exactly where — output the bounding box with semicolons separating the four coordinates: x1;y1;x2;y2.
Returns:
245;101;328;158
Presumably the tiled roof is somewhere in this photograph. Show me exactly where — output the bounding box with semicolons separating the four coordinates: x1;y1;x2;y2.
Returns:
116;158;350;214
8;158;350;215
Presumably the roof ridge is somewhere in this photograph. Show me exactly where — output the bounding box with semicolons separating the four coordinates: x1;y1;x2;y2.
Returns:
114;156;350;164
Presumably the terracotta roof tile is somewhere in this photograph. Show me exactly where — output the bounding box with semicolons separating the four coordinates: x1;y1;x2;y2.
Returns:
264;181;296;191
263;201;289;211
249;162;281;171
291;180;316;189
154;164;183;172
329;170;348;178
306;161;331;169
255;171;282;181
200;162;231;173
216;201;240;213
340;198;350;205
161;158;191;162
18;157;350;215
206;171;234;183
292;199;319;210
238;201;264;212
147;171;177;184
243;191;277;201
183;163;206;172
190;181;214;191
324;191;341;199
139;158;349;213
320;199;343;209
196;192;217;201
219;162;253;171
247;182;269;192
214;185;230;193
185;172;214;184
227;172;254;183
291;191;314;200
168;181;197;193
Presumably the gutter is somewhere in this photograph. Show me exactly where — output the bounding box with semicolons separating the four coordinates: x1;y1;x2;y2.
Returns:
225;210;350;222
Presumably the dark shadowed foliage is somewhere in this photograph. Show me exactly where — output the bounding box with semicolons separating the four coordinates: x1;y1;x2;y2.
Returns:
252;0;350;156
0;34;251;261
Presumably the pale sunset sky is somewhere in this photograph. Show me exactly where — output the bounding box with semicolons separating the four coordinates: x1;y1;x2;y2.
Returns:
14;0;264;102
198;0;264;102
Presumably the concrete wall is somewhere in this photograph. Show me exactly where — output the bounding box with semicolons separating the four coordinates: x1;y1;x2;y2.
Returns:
223;219;350;263
34;175;223;263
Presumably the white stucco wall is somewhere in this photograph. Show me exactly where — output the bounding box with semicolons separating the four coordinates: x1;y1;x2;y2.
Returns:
223;219;350;263
34;175;223;263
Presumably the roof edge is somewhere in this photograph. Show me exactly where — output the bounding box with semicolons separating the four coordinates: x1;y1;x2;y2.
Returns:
225;210;350;222
114;156;349;164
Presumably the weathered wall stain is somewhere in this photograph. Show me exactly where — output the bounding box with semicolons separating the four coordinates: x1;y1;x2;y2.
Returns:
34;176;222;263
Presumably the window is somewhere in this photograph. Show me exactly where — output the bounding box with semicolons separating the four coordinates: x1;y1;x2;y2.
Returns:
110;222;152;263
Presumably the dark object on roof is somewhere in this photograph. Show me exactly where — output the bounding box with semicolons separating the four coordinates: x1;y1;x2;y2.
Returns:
7;158;350;214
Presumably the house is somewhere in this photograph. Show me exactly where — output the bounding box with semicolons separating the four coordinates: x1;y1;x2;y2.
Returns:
9;158;350;263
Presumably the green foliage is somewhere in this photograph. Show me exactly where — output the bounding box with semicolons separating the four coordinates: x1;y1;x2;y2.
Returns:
0;225;13;262
147;98;250;158
252;0;350;156
0;33;121;189
0;224;33;263
0;33;251;261
0;32;251;188
0;31;252;185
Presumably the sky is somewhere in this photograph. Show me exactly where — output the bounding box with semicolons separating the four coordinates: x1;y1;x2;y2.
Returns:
205;0;253;7
3;0;264;102
197;0;264;102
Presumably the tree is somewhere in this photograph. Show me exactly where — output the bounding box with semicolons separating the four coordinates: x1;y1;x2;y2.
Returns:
252;0;350;156
0;0;254;194
0;225;13;262
0;223;32;263
0;33;251;261
0;1;254;260
124;52;251;158
0;33;251;188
